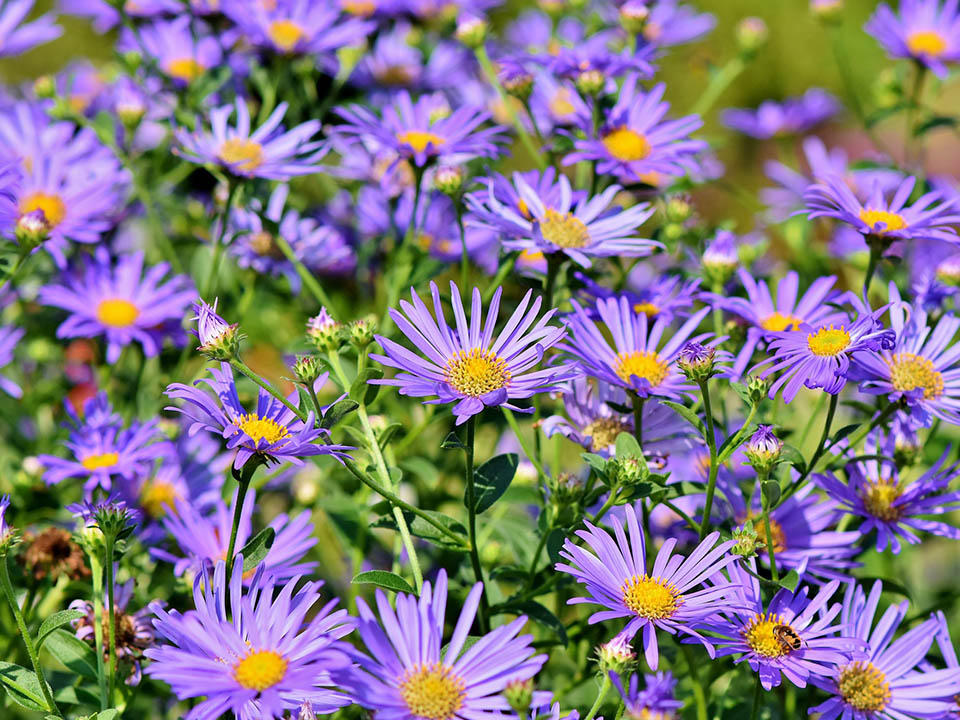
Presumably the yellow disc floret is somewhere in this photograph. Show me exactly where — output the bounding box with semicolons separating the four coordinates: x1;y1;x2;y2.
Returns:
603;127;651;162
233;649;288;692
445;349;510;397
165;57;205;83
807;326;851;357
539;209;591;249
268;19;305;52
218;138;265;173
141;480;180;519
21;192;66;228
887;352;944;399
80;452;120;472
397;130;445;154
614;351;670;387
742;613;792;658
399;663;466;720
859;208;907;234
862;477;903;522
582;418;631;452
96;299;140;328
236;414;291;445
837;662;891;712
761;313;803;332
621;575;680;620
907;30;947;57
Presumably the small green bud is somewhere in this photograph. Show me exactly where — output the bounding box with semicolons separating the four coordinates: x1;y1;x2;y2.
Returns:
33;75;56;99
731;525;762;558
810;0;843;23
735;17;768;56
747;375;769;405
503;72;534;100
619;1;650;35
307;308;343;352
15;210;51;250
433;165;464;195
575;69;605;96
293;355;323;386
676;342;718;383
597;634;636;674
609;455;648;487
348;316;376;350
664;195;693;224
504;679;534;715
743;425;783;474
455;15;488;49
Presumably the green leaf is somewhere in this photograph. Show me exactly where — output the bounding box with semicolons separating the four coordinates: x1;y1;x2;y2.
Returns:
378;423;404;448
320;398;359;429
490;565;528;583
718;424;755;462
660;400;706;439
353;570;416;595
470;453;518;513
43;629;98;680
492;601;567;645
52;682;99;707
730;381;753;405
614;432;642;460
581;453;608;476
440;636;482;661
778;570;801;593
914;115;958;136
441;432;466;450
37;610;86;648
831;423;860;444
0;661;48;711
761;480;781;507
350;367;383;405
372;510;469;551
779;444;806;473
239;527;276;574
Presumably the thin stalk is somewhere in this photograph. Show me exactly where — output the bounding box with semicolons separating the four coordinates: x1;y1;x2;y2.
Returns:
692;56;746;117
698;379;721;540
863;239;883;299
793;393;839;488
230;359;306;421
525;519;552;589
464;417;489;632
272;233;338;314
760;470;779;583
0;556;62;717
662;499;700;534
681;644;709;720
502;408;548;480
89;551;107;710
0;250;29;296
632;394;645;449
225;474;252;581
905;62;928;168
483;253;519;303
392;505;423;594
203;180;242;299
583;673;611;720
591;489;620;525
750;673;763;720
105;534;117;703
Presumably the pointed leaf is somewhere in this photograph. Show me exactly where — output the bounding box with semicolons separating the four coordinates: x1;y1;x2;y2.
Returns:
353;570;416;595
320;398;359;429
350;367;383;405
441;432;466;450
778;570;801;593
660;400;706;439
43;629;98;680
470;453;518;513
761;480;781;507
0;661;48;711
38;610;86;648
614;432;642;460
239;527;276;574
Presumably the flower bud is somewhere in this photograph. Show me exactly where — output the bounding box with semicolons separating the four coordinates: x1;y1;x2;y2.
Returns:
664;195;692;224
33;75;56;99
15;209;51;249
307;307;343;352
575;69;605;96
873;68;901;110
747;375;769;404
455;15;488;49
743;425;783;474
810;0;843;22
735;17;768;56
293;355;323;386
731;525;762;557
348;316;376;350
193;299;242;361
597;634;636;674
677;342;717;382
433;165;464;195
550;471;586;507
936;254;960;287
702;230;738;286
619;0;650;34
503;72;534;100
609;455;647;487
504;679;534;715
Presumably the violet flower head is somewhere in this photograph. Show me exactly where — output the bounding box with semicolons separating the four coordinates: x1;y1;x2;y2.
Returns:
0;0;62;58
866;0;960;77
722;89;840;139
611;670;683;720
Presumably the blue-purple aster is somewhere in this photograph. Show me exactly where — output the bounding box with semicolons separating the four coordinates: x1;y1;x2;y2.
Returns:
165;362;350;468
345;569;547;720
721;89;840;139
635;0;716;49
122;17;223;87
370;281;572;425
575;271;702;326
0;0;61;57
556;504;738;670
0;325;24;398
38;250;195;364
561;295;712;400
700;559;862;690
565;76;706;186
146;560;354;720
611;670;683;720
809;580;960;719
866;0;960;77
176;99;326;180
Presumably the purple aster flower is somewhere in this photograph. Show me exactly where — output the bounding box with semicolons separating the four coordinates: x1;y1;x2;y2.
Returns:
611;670;682;719
0;325;24;398
548;37;654;81
715;269;845;379
575;270;702;325
38;250;195;364
700;559;862;690
122;17;223;86
722;89;840;139
815;447;960;553
0;156;20;232
344;569;547;720
810;580;960;719
151;489;317;583
70;578;158;686
0;0;61;57
0;494;11;542
852;286;960;425
165;362;350;468
805;174;960;249
528;72;591;135
565;76;706;186
466;171;658;267
751;308;896;403
402;191;498;273
636;0;716;49
68;492;141;531
467;168;582;229
59;0;180;33
866;0;960;77
541;377;699;458
146;559;354;720
176;99;326;180
556;504;739;670
370;281;572;425
561;295;712;400
192;298;240;354
40;392;168;495
335;91;506;167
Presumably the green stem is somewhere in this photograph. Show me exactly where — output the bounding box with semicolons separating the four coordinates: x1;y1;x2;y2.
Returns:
583;673;611;720
750;673;763;720
230;359;307;422
692;56;746;117
0;556;62;717
681;644;708;720
0;250;29;296
631;394;645;449
906;62;928;168
203;180;242;300
525;519;552;589
273;233;338;314
105;534;117;703
90;551;107;710
225;472;252;581
863;238;883;299
760;470;779;583
464;416;489;632
718;402;759;465
482;253;519;303
698;379;720;540
392;505;423;594
502;408;548;480
591;488;620;525
663;499;700;534
792;392;839;489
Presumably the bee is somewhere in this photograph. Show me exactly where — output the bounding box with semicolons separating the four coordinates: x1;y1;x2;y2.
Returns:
772;624;802;652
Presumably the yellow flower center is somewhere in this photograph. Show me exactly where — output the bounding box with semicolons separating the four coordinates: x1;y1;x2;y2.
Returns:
165;57;205;82
396;130;445;154
539;208;590;248
742;613;794;658
268;19;305;52
80;452;120;472
141;480;180;519
444;349;510;397
621;575;680;619
751;516;786;553
582;417;631;452
761;312;803;332
862;477;902;522
633;302;660;318
96;298;140;328
614;351;670;387
907;29;947;57
602;127;651;162
399;663;466;720
806;326;851;357
887;352;944;399
218;138;265;173
858;208;907;234
233;649;288;692
837;662;891;712
235;413;291;445
549;88;576;117
342;0;376;16
20;192;66;228
519;249;544;263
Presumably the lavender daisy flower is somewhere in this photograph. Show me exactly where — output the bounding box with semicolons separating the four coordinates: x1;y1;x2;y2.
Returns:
335;91;506;167
575;271;702;325
561;295;712;401
866;0;960;77
40;392;168;495
68;492;141;531
467;171;658;267
541;377;699;458
176;99;326;180
0;325;24;398
370;281;572;425
637;0;716;48
721;89;840;139
611;670;682;719
815;447;960;553
751;310;896;403
565;76;706;186
345;569;547;720
122;17;223;86
151;489;316;583
810;580;960;719
0;157;19;232
146;560;354;720
38;251;195;364
715;269;844;378
805;174;960;248
528;72;591;135
556;504;738;670
0;0;61;57
701;559;862;690
165;362;350;468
